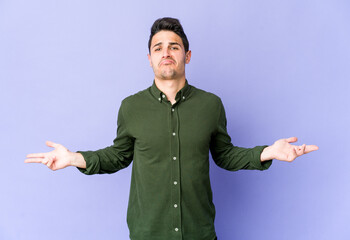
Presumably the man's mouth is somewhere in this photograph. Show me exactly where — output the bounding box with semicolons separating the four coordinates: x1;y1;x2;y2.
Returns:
160;59;175;66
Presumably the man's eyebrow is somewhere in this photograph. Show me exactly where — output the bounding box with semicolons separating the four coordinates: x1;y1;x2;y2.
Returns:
169;42;181;47
152;42;182;49
152;42;162;49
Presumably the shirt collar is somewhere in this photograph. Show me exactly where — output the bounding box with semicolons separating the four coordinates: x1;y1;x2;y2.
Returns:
150;79;191;103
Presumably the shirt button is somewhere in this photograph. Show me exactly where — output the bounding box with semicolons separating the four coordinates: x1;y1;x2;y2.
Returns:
174;204;178;208
173;157;176;160
172;132;176;136
162;94;165;98
158;97;161;101
174;181;177;185
175;228;179;232
171;108;174;112
182;96;185;100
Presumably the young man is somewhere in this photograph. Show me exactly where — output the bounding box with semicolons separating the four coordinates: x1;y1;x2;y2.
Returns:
25;17;318;240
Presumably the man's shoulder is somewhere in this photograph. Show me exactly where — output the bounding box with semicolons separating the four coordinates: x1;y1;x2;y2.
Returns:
191;85;222;105
120;86;152;105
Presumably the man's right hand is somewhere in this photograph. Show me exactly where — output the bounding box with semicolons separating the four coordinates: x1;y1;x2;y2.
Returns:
25;141;86;170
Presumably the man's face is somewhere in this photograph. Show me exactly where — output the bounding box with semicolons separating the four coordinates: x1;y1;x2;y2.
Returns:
148;30;191;81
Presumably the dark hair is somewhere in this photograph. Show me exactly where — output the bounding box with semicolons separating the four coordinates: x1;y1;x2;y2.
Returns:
148;17;189;53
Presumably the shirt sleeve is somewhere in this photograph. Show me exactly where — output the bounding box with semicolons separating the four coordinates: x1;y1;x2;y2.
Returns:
76;101;134;175
209;98;272;171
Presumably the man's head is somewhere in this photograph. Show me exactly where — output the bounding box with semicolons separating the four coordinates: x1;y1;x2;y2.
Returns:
148;17;189;53
147;17;191;81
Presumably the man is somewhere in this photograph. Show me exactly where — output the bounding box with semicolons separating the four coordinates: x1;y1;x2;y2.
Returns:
25;17;318;240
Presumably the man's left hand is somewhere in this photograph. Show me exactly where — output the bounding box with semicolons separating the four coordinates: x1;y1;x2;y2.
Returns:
260;137;319;162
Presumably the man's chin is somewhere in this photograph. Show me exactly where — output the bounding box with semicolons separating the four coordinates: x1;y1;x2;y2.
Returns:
160;71;177;80
159;77;177;81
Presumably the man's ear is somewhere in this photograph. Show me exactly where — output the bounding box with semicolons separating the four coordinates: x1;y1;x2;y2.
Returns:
147;53;153;67
185;50;192;64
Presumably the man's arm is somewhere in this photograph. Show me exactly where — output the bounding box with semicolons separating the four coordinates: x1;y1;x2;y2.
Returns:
260;137;319;162
25;100;134;173
210;98;273;171
210;98;319;171
25;141;86;170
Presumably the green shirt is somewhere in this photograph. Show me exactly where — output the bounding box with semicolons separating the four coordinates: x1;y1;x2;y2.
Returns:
78;80;272;240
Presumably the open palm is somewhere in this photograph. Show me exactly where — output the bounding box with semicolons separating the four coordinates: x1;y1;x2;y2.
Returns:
25;141;72;170
269;137;319;162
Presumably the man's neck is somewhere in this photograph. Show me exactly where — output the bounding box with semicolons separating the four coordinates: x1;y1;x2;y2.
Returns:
154;77;186;105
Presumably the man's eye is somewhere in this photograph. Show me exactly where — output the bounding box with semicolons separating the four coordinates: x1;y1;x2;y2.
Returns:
171;47;179;50
154;48;161;51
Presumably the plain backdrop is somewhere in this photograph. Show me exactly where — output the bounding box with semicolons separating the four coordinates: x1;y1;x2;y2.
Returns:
1;0;349;239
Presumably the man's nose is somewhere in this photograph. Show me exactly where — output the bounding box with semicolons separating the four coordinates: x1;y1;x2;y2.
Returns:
162;47;170;58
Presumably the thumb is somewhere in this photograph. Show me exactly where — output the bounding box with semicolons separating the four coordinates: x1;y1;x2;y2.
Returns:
286;137;298;143
46;141;59;148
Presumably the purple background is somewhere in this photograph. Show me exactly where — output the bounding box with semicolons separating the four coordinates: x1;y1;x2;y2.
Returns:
1;0;349;239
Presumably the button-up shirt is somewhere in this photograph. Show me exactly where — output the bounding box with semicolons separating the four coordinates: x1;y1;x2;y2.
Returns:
78;80;272;240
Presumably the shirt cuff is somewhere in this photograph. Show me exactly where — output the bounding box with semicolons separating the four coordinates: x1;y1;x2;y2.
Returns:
76;151;101;175
250;145;273;170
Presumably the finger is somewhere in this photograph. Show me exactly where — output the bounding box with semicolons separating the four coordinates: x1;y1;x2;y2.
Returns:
46;156;55;168
25;158;45;163
46;141;59;148
26;153;46;158
41;158;49;165
288;148;298;162
296;144;306;156
286;137;298;143
304;145;319;154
